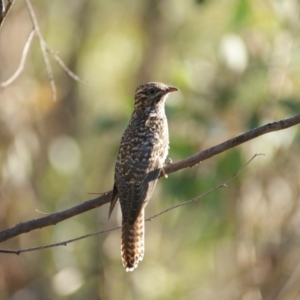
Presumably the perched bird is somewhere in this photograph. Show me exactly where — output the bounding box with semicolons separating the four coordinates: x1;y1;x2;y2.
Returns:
109;82;178;271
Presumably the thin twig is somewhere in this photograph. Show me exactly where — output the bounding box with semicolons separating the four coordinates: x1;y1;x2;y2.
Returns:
147;153;264;220
0;115;299;243
0;225;121;254
0;153;262;254
35;209;51;215
45;45;87;84
1;0;85;91
24;0;57;101
0;29;35;87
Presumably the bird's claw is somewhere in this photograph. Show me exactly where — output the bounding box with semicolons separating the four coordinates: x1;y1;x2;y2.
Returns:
160;168;168;178
166;157;172;165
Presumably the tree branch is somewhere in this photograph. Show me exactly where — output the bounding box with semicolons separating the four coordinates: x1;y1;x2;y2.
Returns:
163;114;300;174
44;45;87;84
25;0;57;100
0;153;263;254
0;114;299;244
0;191;112;243
0;0;86;91
0;224;121;255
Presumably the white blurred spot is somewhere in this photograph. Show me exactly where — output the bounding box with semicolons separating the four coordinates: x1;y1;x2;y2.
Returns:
51;221;85;269
242;288;262;300
103;231;121;260
2;130;39;184
132;264;169;298
219;33;248;73
48;136;81;174
52;267;83;296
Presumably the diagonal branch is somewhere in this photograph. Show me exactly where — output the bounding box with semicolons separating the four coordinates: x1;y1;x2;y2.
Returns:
1;0;86;91
148;153;264;220
0;225;121;254
0;153;263;254
25;0;57;100
44;45;87;84
0;27;85;88
0;191;112;243
0;114;299;243
163;114;300;174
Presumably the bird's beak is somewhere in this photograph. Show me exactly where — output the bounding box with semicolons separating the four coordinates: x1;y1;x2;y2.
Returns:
166;86;178;93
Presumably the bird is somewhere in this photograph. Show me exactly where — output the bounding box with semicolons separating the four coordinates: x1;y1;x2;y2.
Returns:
109;82;178;271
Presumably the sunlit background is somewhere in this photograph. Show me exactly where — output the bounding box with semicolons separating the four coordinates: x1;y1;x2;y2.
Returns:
1;0;300;299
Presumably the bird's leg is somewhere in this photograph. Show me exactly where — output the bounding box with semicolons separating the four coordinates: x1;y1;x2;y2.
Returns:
160;158;172;178
160;168;168;178
166;157;172;165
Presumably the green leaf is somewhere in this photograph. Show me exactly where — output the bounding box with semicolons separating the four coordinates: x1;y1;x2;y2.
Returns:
232;0;251;27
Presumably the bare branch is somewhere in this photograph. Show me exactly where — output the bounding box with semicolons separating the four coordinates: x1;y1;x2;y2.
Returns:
1;0;85;94
0;29;35;87
0;191;112;243
163;114;300;175
148;153;264;221
0;225;121;255
45;45;87;84
0;114;299;244
25;0;57;100
0;154;262;254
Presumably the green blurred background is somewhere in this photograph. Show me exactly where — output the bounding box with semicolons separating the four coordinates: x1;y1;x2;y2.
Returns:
1;0;300;299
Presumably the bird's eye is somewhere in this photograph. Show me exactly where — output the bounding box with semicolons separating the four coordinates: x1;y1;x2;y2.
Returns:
149;88;156;95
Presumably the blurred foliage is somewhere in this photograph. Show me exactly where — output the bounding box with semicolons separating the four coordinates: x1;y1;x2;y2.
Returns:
1;0;300;299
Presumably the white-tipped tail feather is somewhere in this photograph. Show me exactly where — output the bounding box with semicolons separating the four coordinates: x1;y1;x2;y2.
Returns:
121;210;145;271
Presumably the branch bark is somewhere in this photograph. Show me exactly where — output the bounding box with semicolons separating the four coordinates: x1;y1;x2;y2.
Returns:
0;114;299;243
0;153;263;254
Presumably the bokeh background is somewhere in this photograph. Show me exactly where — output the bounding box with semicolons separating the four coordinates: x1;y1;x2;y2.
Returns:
1;0;300;299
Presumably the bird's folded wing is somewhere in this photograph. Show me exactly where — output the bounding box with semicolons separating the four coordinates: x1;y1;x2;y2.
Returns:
120;156;161;225
108;183;119;219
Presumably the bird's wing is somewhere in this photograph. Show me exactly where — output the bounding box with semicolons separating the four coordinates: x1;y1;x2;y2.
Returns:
108;183;119;219
117;145;162;225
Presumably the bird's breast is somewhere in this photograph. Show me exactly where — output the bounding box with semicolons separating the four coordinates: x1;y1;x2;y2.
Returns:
119;114;169;165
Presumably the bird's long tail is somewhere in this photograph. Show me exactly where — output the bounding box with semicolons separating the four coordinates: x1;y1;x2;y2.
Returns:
121;209;145;271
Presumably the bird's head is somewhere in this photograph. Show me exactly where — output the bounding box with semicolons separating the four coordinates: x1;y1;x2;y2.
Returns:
133;82;178;114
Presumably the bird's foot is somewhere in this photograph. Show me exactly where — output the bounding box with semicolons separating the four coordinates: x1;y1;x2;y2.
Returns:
160;168;168;178
166;157;172;165
161;158;172;178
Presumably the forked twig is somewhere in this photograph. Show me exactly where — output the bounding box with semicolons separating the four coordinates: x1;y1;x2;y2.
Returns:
24;0;56;100
45;45;87;84
0;154;262;255
1;0;86;91
0;29;35;87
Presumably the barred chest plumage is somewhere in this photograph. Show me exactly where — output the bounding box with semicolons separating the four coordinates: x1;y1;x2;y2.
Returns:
145;114;169;166
119;109;169;168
